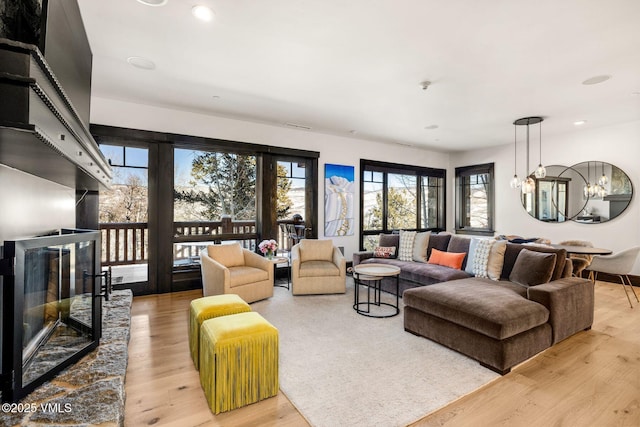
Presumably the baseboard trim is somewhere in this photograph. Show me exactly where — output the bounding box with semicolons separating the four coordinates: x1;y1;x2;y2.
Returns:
584;271;640;286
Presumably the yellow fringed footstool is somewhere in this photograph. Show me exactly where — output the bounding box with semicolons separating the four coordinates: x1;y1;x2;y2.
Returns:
189;294;252;370
199;311;279;414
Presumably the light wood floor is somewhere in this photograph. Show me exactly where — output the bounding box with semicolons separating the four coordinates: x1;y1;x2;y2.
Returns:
124;281;640;427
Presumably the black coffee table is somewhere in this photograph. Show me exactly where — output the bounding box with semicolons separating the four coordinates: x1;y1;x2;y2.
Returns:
352;264;401;318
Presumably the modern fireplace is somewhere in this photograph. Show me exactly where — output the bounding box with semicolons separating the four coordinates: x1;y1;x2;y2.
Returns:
1;229;102;402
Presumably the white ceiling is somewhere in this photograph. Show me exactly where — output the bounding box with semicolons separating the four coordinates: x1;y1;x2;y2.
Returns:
77;0;640;151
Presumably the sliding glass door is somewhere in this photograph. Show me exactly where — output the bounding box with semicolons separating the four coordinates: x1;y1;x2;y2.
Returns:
274;156;314;253
98;144;150;292
173;148;258;272
92;124;319;294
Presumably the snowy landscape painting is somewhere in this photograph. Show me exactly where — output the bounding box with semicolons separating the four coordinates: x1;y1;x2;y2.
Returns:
324;164;355;236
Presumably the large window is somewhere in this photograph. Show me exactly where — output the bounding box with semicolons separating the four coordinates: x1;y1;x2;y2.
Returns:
99;145;148;223
173;149;257;266
277;160;306;220
455;163;494;235
174;149;256;221
98;144;149;285
360;160;445;250
92;124;319;295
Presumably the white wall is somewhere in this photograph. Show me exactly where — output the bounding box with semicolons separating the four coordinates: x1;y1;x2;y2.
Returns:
92;97;640;274
0;165;76;243
90;97;450;259
451;119;640;274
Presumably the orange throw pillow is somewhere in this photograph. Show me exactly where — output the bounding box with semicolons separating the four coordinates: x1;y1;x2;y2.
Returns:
428;248;466;270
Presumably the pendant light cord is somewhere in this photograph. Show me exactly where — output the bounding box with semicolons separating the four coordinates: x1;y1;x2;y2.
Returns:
526;123;530;176
539;121;542;164
514;125;517;175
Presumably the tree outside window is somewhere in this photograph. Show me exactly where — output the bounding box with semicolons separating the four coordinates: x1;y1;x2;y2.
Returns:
360;160;446;250
276;161;306;220
455;163;494;235
174;150;256;221
98;145;148;223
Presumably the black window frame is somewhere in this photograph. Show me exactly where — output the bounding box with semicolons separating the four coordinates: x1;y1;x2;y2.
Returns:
359;159;446;250
455;162;495;236
91;124;319;295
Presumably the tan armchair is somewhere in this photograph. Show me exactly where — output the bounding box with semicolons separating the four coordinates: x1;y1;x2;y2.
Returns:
291;239;346;295
200;243;274;303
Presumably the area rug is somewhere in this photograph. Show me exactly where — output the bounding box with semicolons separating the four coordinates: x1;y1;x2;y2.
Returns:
0;290;132;427
252;280;499;427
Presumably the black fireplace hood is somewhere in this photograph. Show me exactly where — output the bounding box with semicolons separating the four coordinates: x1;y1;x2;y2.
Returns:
0;38;111;190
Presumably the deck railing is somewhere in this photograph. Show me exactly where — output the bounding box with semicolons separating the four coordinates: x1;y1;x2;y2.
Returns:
100;222;148;266
173;217;258;260
100;218;305;266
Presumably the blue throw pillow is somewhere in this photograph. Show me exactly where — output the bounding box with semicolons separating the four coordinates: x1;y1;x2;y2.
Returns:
465;238;479;274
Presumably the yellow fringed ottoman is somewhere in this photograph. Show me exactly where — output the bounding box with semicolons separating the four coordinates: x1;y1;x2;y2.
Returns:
199;311;279;414
189;294;252;370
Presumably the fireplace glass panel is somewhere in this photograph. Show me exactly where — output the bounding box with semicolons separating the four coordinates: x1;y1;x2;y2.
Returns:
2;229;101;402
21;241;96;386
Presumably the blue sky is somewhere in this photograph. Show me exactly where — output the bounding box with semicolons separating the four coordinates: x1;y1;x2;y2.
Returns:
325;164;354;182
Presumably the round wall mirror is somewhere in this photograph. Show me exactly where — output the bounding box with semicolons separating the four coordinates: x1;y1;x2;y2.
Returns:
521;161;633;224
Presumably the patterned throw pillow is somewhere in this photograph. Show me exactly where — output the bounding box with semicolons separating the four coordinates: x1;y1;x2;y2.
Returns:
473;239;507;280
374;246;397;258
473;239;493;278
398;230;417;261
465;238;480;274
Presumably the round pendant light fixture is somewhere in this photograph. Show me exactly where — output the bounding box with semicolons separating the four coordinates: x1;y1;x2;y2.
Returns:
510;124;520;189
512;116;544;194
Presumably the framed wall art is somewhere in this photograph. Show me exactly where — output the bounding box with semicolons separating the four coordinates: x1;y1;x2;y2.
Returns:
324;164;354;236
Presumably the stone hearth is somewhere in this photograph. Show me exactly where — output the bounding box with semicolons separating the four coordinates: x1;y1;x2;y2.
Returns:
0;290;132;427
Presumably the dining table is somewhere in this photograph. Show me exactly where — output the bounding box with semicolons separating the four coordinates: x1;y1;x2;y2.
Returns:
550;244;612;256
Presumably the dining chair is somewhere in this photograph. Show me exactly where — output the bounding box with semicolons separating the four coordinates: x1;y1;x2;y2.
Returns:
279;223;290;256
559;240;594;277
286;223;304;246
588;246;640;308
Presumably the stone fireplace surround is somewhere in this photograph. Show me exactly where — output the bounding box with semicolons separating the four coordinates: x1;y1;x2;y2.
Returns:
0;290;132;426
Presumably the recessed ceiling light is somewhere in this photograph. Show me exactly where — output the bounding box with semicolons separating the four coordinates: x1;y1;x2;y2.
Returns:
349;130;357;135
212;95;220;99
136;0;168;6
424;125;439;130
574;120;586;126
192;5;215;22
126;56;156;70
582;75;611;85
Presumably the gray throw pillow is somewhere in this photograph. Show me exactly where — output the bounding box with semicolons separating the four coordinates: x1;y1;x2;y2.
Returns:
509;249;557;287
379;233;399;248
412;231;431;263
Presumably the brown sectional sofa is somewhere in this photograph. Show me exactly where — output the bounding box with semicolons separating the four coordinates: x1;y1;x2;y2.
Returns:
353;233;595;374
353;233;472;295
